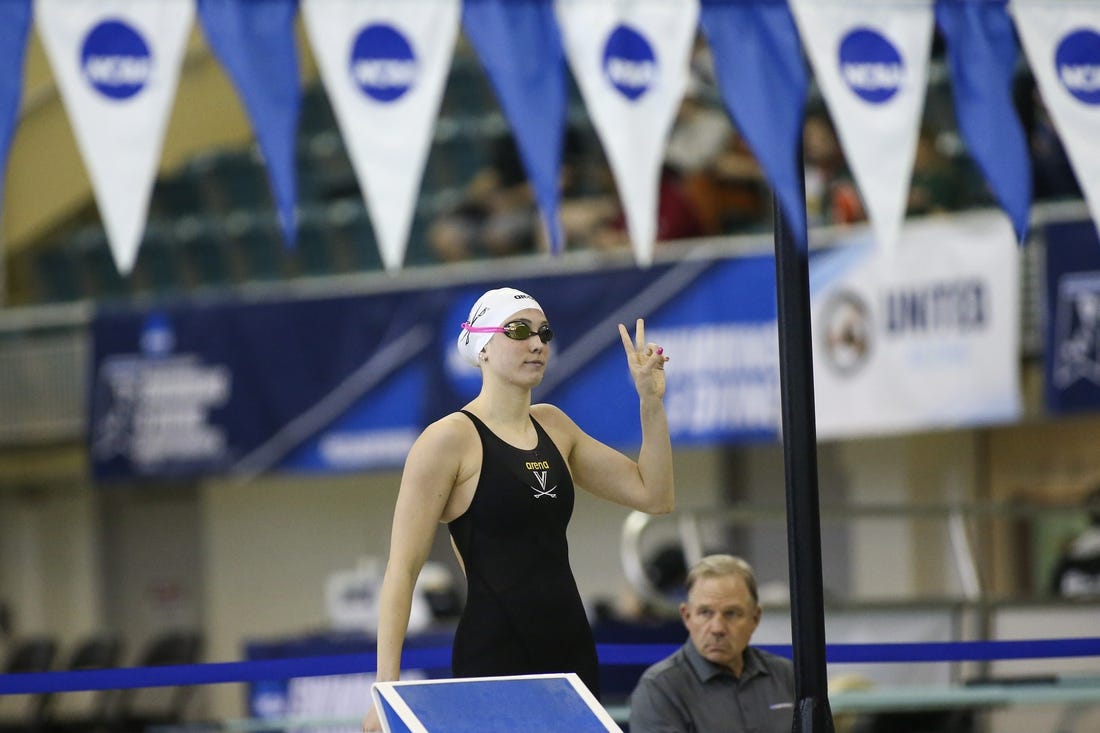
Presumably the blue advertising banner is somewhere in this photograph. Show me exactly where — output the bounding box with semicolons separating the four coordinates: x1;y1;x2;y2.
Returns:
90;215;1019;482
89;289;444;481
89;255;776;481
1044;218;1100;414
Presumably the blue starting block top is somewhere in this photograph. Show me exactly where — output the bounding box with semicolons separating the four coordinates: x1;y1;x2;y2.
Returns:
371;673;623;733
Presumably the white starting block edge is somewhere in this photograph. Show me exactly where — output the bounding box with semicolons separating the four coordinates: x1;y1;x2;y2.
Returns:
371;673;624;733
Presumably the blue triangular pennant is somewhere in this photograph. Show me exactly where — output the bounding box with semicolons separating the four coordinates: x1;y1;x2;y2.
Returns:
197;0;301;247
462;0;567;254
0;0;32;224
936;0;1032;243
700;0;809;248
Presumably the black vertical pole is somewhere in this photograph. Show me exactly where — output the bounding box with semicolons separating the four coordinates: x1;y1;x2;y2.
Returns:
772;188;835;733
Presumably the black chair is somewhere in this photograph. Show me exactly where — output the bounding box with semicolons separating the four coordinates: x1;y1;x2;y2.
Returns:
42;633;124;733
0;636;58;733
110;631;202;733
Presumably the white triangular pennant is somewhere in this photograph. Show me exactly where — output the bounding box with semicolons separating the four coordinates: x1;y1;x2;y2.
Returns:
301;0;459;272
35;0;194;275
790;0;934;254
1012;0;1100;241
555;0;699;267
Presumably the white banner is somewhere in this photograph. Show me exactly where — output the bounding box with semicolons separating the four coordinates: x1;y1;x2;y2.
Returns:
1012;1;1100;242
35;0;194;274
811;211;1021;439
790;0;933;254
301;0;459;272
555;0;698;266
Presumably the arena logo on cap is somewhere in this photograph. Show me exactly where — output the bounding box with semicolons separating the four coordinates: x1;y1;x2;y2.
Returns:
603;25;657;101
350;24;417;103
81;19;152;101
1056;29;1100;106
838;27;903;104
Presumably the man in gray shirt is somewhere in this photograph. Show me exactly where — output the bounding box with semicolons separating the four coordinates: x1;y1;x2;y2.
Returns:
629;554;794;733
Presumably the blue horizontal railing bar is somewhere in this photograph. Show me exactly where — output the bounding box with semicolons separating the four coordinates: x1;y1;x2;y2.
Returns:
3;638;1100;695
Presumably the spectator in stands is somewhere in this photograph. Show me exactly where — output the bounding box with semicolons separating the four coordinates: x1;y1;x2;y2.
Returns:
629;554;794;733
907;126;965;218
1050;485;1100;598
585;164;707;252
667;87;769;236
1016;75;1082;202
429;127;590;262
427;131;539;263
803;111;864;227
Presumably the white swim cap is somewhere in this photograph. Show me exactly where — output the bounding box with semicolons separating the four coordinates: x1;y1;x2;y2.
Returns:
456;287;544;367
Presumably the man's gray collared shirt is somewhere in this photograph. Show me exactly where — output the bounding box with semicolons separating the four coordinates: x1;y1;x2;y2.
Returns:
629;642;795;733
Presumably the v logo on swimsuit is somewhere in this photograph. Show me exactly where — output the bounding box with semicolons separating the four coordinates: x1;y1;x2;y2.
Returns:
531;470;557;499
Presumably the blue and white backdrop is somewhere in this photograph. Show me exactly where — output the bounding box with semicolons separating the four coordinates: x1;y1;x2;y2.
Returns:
2;0;1100;273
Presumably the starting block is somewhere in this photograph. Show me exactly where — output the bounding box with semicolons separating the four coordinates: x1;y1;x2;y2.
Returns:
371;673;623;733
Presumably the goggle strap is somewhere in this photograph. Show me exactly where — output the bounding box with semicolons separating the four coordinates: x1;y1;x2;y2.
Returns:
461;322;505;334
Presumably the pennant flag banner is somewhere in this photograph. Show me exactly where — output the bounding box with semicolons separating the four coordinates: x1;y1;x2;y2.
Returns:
462;0;567;254
35;0;195;275
700;0;809;246
936;0;1032;243
555;0;700;266
1012;0;1100;242
197;0;301;247
790;0;934;254
0;0;32;225
301;0;459;272
6;0;1100;275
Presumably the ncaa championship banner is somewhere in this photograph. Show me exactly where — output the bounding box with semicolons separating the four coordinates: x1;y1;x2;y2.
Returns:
1043;217;1100;414
90;211;1022;481
812;210;1021;438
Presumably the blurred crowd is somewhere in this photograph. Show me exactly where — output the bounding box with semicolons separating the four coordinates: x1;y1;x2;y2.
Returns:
427;38;1083;266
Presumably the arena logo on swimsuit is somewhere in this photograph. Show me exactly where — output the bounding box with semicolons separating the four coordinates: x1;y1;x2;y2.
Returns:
1057;29;1100;106
603;25;657;101
350;24;417;102
838;27;903;104
81;19;152;101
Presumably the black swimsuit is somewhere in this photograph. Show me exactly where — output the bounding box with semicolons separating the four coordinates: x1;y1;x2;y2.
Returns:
447;410;600;697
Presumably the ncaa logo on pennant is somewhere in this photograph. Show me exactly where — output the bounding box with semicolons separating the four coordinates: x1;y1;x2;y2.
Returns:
350;24;417;103
603;25;657;101
81;19;152;101
1056;29;1100;106
838;27;903;104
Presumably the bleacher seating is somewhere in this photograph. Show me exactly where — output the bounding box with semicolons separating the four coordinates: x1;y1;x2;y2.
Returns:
110;630;202;733
41;633;124;733
0;636;58;732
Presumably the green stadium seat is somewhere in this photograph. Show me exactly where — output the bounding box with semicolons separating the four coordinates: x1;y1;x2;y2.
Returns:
173;215;238;289
30;244;86;303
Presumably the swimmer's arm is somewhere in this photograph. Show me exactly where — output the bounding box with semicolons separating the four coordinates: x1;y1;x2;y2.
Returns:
372;420;465;683
536;403;673;515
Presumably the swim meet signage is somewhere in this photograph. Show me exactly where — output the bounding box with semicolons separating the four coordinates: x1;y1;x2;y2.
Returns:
89;212;1020;481
1043;217;1100;415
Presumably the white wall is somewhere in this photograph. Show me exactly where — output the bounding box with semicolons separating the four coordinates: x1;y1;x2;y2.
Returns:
0;484;102;647
200;470;402;718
